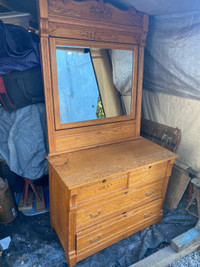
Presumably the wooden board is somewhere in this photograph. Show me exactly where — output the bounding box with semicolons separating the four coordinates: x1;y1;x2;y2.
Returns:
130;243;200;267
18;192;33;211
171;227;200;253
36;186;46;212
141;119;181;152
165;165;190;210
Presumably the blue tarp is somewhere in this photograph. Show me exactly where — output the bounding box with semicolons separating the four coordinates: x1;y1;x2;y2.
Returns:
0;103;48;179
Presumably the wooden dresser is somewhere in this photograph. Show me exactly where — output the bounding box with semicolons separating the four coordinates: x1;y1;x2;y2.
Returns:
48;138;177;266
37;0;178;266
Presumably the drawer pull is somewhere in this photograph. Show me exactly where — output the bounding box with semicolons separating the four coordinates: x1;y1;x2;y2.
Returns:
90;210;102;218
146;189;155;197
144;211;153;218
90;234;101;244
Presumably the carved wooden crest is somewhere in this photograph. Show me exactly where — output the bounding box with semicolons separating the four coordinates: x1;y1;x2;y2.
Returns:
48;0;78;16
90;0;112;20
47;0;143;28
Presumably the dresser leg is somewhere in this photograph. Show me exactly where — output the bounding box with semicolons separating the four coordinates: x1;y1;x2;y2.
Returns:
50;220;54;229
158;210;163;222
66;251;77;267
50;215;54;229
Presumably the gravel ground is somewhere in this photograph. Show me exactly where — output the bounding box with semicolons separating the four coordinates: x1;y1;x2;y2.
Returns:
168;247;200;267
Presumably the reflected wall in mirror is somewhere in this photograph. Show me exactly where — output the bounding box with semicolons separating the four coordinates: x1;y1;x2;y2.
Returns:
56;45;134;124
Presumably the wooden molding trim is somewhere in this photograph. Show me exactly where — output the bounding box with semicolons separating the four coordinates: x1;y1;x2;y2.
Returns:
38;0;148;45
47;0;143;28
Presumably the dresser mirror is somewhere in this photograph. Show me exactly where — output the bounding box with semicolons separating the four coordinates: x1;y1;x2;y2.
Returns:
50;38;138;131
38;0;148;154
56;46;133;124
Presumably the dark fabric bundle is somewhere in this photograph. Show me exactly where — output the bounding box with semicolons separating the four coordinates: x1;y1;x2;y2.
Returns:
0;67;44;112
0;20;40;75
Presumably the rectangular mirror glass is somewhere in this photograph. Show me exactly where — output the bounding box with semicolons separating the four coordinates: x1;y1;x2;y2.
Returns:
56;45;134;124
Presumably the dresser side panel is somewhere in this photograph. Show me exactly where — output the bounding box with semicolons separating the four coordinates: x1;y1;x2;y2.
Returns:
49;165;72;255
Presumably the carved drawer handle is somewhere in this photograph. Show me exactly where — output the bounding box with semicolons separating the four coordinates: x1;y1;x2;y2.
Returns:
90;234;101;244
146;189;155;197
90;210;101;218
144;211;153;218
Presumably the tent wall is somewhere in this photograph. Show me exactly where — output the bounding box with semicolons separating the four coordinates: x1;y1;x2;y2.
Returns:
143;12;200;100
142;12;200;172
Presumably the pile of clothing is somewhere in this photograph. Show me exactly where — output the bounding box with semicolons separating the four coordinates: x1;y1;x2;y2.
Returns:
0;19;44;111
0;20;48;180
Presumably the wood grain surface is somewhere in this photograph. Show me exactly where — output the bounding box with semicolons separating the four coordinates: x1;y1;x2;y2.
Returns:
48;137;178;189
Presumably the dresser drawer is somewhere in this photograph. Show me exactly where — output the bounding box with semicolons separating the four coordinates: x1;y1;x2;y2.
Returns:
76;180;164;231
129;161;168;185
76;198;162;253
77;173;127;202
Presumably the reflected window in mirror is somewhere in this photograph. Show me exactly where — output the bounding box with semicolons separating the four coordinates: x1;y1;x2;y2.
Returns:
56;46;134;124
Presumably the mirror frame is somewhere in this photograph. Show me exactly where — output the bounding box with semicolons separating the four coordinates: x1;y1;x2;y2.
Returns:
37;0;148;155
50;38;138;130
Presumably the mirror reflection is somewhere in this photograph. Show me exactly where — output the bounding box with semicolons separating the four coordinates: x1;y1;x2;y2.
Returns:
56;46;133;124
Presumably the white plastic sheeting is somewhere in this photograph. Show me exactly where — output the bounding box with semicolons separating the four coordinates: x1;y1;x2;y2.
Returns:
143;12;200;100
142;89;200;172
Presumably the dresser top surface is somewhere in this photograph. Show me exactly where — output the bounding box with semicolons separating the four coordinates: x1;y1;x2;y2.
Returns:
48;137;178;189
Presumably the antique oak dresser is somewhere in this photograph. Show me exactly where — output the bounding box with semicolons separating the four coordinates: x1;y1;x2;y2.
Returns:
37;0;178;266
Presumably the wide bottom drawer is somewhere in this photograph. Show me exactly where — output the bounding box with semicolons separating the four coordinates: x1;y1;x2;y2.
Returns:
76;198;162;253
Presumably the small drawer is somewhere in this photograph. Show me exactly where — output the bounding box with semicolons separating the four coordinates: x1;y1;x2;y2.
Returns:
129;161;168;185
77;173;127;202
76;198;162;253
76;180;164;231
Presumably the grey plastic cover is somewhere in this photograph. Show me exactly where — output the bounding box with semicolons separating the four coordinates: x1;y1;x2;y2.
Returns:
143;12;200;100
0;103;48;179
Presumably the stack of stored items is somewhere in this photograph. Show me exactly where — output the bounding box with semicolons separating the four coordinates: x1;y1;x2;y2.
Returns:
0;19;44;111
0;19;48;181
